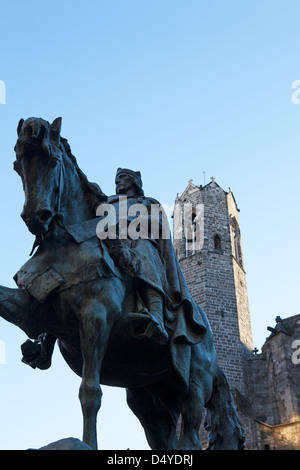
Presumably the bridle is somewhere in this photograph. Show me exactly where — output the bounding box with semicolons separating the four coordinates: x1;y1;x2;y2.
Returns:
28;144;65;256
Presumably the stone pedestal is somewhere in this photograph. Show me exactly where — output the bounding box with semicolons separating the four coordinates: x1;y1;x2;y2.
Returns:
34;437;93;450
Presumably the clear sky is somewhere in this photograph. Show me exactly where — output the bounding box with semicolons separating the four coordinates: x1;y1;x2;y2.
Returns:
0;0;299;450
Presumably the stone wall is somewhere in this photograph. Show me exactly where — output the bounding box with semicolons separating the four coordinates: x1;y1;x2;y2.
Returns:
254;420;300;450
227;192;253;354
247;315;300;449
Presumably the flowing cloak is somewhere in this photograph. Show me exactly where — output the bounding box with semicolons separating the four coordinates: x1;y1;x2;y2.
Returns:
106;195;209;340
105;194;211;386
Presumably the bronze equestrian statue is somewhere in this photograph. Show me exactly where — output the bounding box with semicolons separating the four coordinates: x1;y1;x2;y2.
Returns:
0;117;245;450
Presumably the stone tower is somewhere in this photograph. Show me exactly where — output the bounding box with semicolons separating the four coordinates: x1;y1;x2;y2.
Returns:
173;178;253;403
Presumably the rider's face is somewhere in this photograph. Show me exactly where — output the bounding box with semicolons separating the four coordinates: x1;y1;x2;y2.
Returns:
115;174;135;195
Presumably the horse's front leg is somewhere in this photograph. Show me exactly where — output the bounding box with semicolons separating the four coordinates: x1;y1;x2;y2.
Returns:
78;298;111;450
0;285;41;338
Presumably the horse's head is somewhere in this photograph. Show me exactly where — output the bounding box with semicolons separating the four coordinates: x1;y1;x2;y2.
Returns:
14;117;64;236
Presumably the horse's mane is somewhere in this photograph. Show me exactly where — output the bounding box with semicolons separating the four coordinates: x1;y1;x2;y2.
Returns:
60;137;107;215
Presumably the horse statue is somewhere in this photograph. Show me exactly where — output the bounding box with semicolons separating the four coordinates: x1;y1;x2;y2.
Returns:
0;117;246;450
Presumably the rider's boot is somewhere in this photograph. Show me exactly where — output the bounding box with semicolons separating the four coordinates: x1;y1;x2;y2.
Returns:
21;333;56;369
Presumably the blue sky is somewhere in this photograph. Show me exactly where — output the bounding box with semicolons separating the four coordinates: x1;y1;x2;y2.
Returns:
0;0;299;450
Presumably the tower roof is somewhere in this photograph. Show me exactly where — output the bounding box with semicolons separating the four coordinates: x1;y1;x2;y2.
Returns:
177;177;240;212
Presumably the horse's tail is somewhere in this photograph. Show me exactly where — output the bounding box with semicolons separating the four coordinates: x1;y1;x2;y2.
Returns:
204;366;246;450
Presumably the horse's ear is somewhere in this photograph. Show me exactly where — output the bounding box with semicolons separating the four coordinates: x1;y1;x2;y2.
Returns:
50;117;62;144
17;118;24;136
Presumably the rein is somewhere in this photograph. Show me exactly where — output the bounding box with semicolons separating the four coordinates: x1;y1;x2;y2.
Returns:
53;152;66;230
29;147;65;256
56;150;64;215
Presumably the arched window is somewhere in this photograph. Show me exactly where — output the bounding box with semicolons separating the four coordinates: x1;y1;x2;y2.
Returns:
214;234;221;250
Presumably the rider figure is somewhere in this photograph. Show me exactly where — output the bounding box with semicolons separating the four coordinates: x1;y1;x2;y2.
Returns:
107;168;169;345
